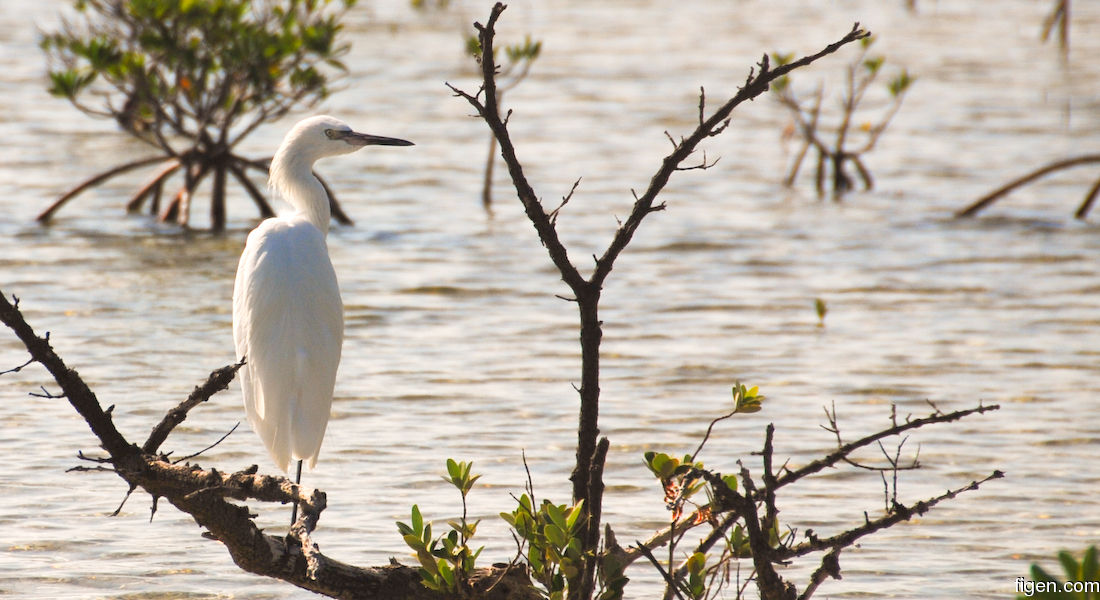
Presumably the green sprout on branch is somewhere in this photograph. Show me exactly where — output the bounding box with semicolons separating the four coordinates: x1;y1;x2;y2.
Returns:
501;494;586;600
396;459;484;594
637;383;775;600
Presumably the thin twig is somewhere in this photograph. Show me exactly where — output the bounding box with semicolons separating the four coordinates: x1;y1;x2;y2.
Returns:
0;357;34;377
636;542;687;600
820;402;919;473
171;422;241;464
777;470;1004;561
780;403;999;491
549;178;582;225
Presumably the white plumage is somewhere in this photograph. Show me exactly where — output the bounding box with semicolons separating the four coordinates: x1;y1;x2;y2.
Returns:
233;115;412;474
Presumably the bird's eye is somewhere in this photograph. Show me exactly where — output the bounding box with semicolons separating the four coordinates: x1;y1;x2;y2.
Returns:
324;129;338;140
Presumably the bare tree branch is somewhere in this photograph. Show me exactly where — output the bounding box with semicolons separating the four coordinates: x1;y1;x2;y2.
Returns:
143;359;245;455
956;154;1100;218
776;470;1004;561
775;403;999;491
449;7;870;598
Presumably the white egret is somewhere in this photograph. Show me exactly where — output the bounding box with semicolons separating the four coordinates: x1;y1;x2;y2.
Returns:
233;115;412;522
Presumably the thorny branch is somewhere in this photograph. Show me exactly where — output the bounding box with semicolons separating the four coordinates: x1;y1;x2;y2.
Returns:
775;402;999;491
622;401;1001;600
777;470;1005;562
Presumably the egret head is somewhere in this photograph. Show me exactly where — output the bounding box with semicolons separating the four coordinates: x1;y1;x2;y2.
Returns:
278;115;414;165
269;115;412;233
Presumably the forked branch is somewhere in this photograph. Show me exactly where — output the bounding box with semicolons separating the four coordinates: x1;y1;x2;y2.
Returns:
448;6;870;599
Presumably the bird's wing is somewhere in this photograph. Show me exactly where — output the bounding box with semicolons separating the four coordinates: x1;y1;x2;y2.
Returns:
233;217;343;472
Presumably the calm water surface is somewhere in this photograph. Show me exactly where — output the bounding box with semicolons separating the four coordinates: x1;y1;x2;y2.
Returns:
1;1;1098;598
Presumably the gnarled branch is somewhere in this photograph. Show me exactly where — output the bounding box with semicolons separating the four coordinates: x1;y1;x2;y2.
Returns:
1;289;534;599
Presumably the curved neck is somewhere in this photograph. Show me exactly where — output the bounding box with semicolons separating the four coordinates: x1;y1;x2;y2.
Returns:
269;152;331;235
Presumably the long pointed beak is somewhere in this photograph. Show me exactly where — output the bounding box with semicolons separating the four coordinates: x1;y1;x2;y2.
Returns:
344;131;414;147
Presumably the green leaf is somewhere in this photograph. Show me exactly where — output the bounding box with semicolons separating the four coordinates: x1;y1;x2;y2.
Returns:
888;69;914;97
564;500;584;531
733;382;765;414
1082;546;1099;590
505;35;542;62
646;452;679;480
437;560;455;588
47;70;96;98
1057;550;1079;581
465;34;481;58
685;551;706;574
863;56;885;75
519;493;533;512
418;549;439;575
417;567;439;588
545;502;568;531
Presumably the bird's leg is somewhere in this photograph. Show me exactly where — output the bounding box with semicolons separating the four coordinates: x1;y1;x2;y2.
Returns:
290;459;303;525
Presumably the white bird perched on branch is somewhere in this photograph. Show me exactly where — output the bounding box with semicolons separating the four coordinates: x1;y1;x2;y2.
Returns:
233;115;412;521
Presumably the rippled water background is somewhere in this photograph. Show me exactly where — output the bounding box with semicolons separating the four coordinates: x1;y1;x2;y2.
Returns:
1;1;1099;598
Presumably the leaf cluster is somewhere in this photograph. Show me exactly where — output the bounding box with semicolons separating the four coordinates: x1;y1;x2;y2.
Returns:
731;383;764;414
41;0;355;150
395;460;485;594
500;494;586;600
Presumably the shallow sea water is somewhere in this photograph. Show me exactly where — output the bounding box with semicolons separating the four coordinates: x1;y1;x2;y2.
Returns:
1;1;1099;598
